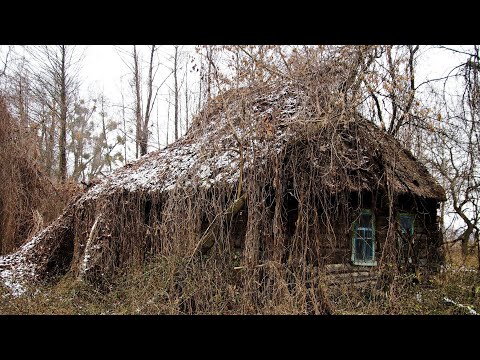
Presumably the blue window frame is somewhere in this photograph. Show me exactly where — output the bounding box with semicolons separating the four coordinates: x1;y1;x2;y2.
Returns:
351;209;377;266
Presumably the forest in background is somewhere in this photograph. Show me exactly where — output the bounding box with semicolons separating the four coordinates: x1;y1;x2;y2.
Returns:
0;45;479;314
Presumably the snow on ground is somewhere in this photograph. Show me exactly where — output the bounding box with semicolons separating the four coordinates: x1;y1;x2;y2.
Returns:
0;229;44;296
443;297;478;315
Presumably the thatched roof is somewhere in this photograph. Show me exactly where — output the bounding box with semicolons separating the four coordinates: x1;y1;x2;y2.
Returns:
84;83;445;202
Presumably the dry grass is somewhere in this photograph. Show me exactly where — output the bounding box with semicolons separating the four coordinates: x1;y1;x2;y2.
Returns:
332;243;479;315
1;245;477;315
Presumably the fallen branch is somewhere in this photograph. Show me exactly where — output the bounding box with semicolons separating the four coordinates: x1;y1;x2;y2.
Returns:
80;215;101;275
234;263;268;270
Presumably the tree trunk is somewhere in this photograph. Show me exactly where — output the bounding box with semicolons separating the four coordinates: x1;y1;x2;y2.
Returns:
133;45;142;158
174;45;179;141
45;103;55;178
100;95;111;172
59;45;68;182
140;45;156;156
185;62;189;131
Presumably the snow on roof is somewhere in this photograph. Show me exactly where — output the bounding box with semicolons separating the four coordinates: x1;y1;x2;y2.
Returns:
83;84;301;201
81;82;444;202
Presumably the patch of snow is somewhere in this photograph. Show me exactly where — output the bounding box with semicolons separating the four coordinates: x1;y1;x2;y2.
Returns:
0;269;26;297
198;164;212;179
72;83;303;203
0;229;44;297
443;297;478;315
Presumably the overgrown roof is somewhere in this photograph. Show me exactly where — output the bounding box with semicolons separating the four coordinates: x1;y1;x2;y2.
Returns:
84;82;446;202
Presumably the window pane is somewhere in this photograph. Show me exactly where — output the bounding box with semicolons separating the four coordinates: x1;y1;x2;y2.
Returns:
364;229;372;240
355;233;364;260
356;229;365;239
364;237;373;261
353;211;375;263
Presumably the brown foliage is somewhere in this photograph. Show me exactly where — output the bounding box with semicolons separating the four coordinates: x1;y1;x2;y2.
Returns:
0;97;77;255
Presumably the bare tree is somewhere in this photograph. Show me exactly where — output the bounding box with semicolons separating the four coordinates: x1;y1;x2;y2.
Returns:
427;46;480;263
120;77;128;163
117;45;172;157
28;45;82;182
174;45;179;141
185;57;189;132
139;45;157;155
357;45;424;142
132;45;142;158
0;46;11;79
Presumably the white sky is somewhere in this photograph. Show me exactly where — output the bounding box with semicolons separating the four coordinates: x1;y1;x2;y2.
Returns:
79;45;471;104
81;45;199;100
82;46;125;98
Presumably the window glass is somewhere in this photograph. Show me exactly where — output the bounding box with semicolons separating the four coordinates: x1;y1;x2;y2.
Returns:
352;210;376;265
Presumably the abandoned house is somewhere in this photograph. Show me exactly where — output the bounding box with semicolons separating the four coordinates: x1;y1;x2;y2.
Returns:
0;81;446;295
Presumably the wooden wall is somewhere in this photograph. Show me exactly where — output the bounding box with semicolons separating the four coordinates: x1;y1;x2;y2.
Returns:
227;190;443;279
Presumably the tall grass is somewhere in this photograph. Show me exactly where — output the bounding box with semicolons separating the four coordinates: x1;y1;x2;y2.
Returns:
1;245;477;315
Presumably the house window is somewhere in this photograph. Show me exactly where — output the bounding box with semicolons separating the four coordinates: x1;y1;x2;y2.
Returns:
351;209;376;266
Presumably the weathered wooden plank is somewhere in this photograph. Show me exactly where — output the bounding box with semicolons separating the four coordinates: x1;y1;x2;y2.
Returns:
326;271;372;279
327;274;378;285
325;263;376;274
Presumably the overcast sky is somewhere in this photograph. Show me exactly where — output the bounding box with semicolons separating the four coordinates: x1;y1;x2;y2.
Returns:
80;45;470;103
2;44;472;162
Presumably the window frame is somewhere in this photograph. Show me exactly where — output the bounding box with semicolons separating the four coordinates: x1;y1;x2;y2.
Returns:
351;209;377;266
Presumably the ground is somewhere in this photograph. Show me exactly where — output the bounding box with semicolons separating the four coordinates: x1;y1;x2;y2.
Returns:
0;244;478;315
